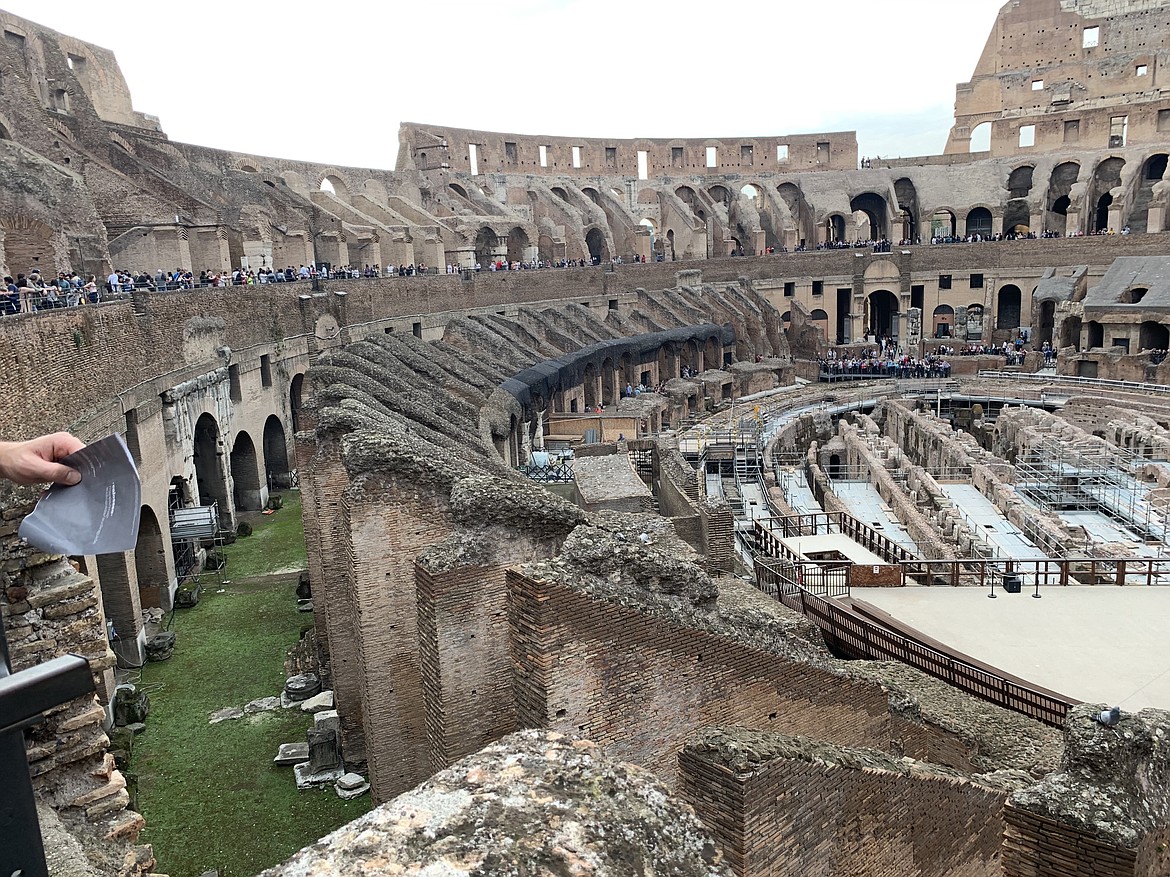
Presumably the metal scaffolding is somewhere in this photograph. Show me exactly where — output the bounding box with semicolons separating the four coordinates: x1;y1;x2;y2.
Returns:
1016;436;1168;547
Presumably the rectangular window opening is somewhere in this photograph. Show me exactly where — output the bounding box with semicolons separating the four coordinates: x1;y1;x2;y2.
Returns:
1064;119;1081;142
740;144;753;165
412;321;422;338
777;144;789;162
228;364;242;402
783;282;795;297
1018;124;1036;148
505;141;518;165
637;150;648;181
812;281;824;296
816;141;830;164
572;146;582;169
970;273;984;289
1110;115;1128;148
260;354;273;387
468;143;479;176
1083;26;1099;48
605;146;617;168
671;146;684;168
939;275;952;290
1159;109;1170;133
705;146;718;168
539;144;548;167
1032;79;1044;91
1137;64;1149;76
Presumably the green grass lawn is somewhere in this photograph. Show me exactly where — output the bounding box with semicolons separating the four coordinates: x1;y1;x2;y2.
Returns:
131;491;372;877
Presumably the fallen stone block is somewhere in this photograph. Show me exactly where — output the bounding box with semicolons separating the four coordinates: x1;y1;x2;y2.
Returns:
299;690;334;713
208;707;244;724
274;743;310;766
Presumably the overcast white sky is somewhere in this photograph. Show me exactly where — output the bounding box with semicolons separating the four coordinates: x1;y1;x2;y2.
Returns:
6;0;1006;170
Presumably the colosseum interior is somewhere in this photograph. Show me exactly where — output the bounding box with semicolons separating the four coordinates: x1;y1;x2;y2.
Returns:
2;1;1170;876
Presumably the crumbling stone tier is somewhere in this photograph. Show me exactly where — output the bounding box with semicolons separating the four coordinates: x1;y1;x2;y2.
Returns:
3;1;1170;876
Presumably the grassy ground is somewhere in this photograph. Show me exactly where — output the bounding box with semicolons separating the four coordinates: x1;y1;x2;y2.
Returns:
130;492;372;877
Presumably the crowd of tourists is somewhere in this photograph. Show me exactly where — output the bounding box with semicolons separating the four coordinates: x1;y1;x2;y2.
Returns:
818;347;952;381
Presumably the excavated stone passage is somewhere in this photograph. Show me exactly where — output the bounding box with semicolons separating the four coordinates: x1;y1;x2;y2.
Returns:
262;730;732;877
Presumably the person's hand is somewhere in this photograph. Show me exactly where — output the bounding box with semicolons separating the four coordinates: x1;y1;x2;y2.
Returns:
0;433;85;486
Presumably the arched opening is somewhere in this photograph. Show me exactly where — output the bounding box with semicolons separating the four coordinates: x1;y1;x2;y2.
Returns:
134;506;170;610
1121;287;1148;304
969;121;992;152
639;218;658;258
681;339;700;374
1140;321;1169;352
966;304;985;341
1046;162;1080;232
263;415;291;489
933;304;954;338
866;290;899;338
1095;193;1113;232
965;207;993;238
1145;154;1168;181
849;193;888;240
930;209;957;240
825;214;846;243
475;227;500;266
583;362;599;409
168;476;198;580
0;216;55;279
996;285;1022;330
702;336;721;372
781;310;791;333
1003;200;1031;235
708;185;730;205
319;174;348;200
828;454;842;479
551;187;569;202
193;413;229;514
585;228;608;264
666;229;676;260
657;342;677;379
809;309;829;341
777;182;809;246
506;227;530;264
1060;314;1082;351
449;183;469;200
1008;166;1035;199
601;356;617;405
1087;320;1104;349
1037;300;1056;346
894;178;918;242
230;431;264;511
740;184;760;205
289;373;304;433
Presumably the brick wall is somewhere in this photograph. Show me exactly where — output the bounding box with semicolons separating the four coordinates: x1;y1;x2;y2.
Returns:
1003;804;1138;877
680;742;1005;877
339;472;454;802
415;527;564;773
507;569;983;788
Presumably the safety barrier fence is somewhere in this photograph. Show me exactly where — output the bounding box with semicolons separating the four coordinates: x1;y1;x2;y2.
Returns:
752;555;1078;727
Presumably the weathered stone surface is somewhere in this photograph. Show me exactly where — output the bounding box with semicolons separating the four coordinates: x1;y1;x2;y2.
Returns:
299;690;334;713
245;696;281;715
274;743;310;766
336;772;367;791
1010;704;1170;849
313;710;341;735
335;780;370;801
283;672;321;702
264;731;729;876
307;727;342;773
208;707;244;725
293;761;344;791
174;582;202;607
113;687;150;727
145;631;176;662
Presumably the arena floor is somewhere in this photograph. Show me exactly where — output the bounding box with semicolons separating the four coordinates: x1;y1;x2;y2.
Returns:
854;585;1170;712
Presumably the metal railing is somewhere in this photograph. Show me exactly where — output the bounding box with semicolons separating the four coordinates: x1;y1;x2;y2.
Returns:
516;462;575;483
751;555;1078;728
901;556;1170;588
754;512;917;565
976;370;1170;397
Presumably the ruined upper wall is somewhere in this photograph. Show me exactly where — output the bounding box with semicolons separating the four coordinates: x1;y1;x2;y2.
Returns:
397;122;859;177
0;10;157;131
947;0;1170;155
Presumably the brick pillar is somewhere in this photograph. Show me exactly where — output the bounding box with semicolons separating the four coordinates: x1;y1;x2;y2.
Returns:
95;554;144;667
